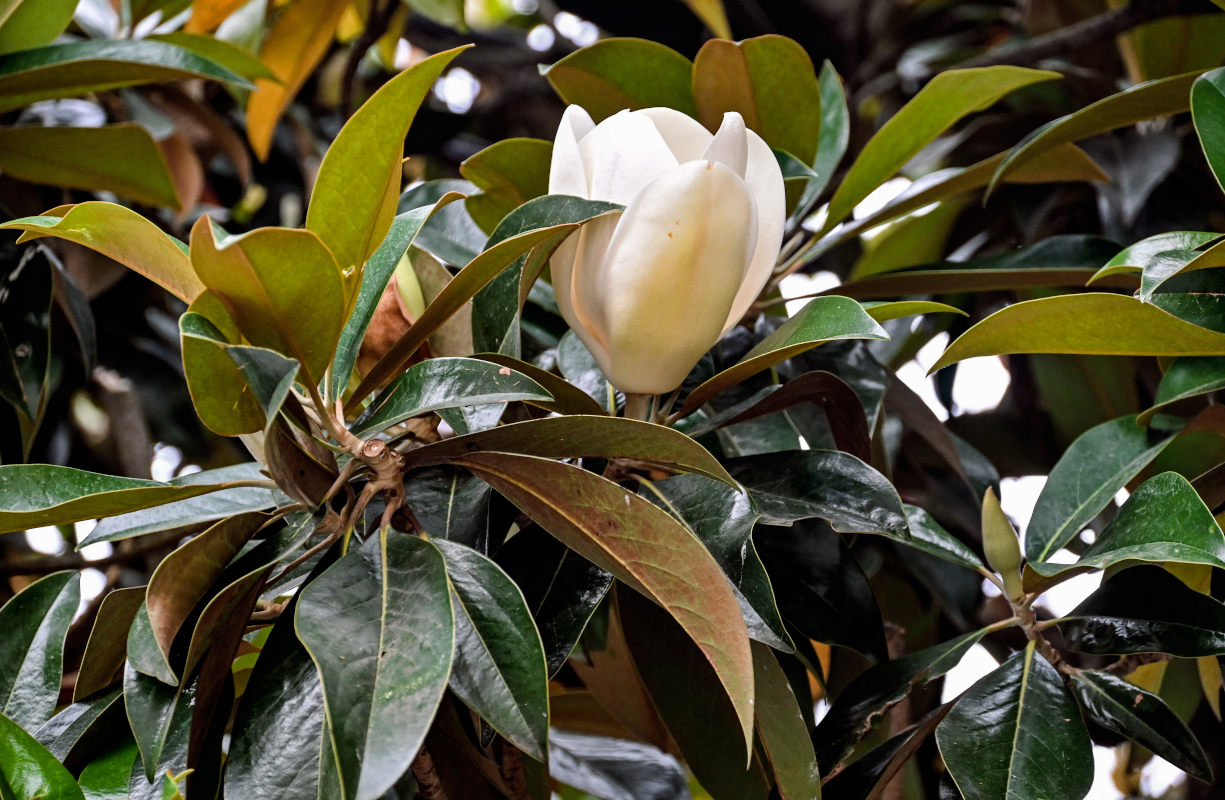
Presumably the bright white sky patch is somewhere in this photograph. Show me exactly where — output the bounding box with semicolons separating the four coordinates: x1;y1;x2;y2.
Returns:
951;356;1010;415
895;333;950;421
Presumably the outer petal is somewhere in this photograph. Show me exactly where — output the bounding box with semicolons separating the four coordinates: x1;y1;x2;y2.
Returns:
579;110;679;204
701;112;748;178
722;128;786;333
636;107;711;162
555;211;620;369
549;105;595;197
597;161;757;394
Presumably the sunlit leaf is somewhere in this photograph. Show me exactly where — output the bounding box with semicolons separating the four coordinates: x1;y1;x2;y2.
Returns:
544;38;697;120
0;711;84;800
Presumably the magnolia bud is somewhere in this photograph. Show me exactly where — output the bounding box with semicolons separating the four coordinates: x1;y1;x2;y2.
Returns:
548;106;786;395
982;488;1024;602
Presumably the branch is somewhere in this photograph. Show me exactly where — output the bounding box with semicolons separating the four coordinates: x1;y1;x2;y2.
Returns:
957;0;1218;69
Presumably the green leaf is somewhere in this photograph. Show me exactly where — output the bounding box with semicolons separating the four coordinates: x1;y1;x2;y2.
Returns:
1140;356;1225;424
296;532;454;800
0;711;85;800
473;354;607;416
189;219;345;385
454;452;756;753
123;664;193;783
351;357;553;437
1024;415;1172;564
34;687;123;769
1191;67;1225;194
145;513;267;667
306;47;467;273
0;0;77;55
932;293;1225;372
692;35;822;164
74;587;144;702
146;32;277;81
77;738;139;800
460;138;553;234
0;571;80;732
825;66;1060;228
814;629;985;771
226;345;299;434
1087;231;1220;284
863;300;967;324
849;197;968;280
0;39;251;113
434;539;549;760
178;306;265;437
330;194;463;397
937;642;1093;800
557;330;613;412
1071;670;1211;782
678;296;887;416
807;61;850;203
729;450;908;533
823;706;947;800
1059;565;1225;656
350;223;583;405
989;70;1203;195
126;603;176;686
619;590;772;800
543;38;697;121
0;463;268;536
752;642;822;799
0;202;201;302
406;415;735;487
901;505;984;570
0;125;181;210
79;462;281;546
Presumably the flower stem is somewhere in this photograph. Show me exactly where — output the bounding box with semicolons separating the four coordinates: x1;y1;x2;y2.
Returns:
624;393;653;421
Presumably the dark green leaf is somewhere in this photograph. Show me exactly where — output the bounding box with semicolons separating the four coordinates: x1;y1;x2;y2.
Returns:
33;687;123;771
0;711;84;800
125;603;176;686
752;641;821;799
543;38;697;120
435;538;549;760
77;738;139;800
937;643;1092;800
1071;670;1211;781
823;705;948;800
145;32;277;80
296;532;454;800
226;346;299;434
1140;356;1225;424
403;466;492;550
1192;67;1225;194
474;353;607;415
351;357;552;437
806;61;850;204
0;571;80;732
901;505;984;570
557;330;613;411
399;179;487;267
548;729;690;800
1025;415;1173;564
123;664;194;783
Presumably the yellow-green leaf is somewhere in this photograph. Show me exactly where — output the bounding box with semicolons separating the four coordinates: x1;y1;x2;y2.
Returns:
543;38;697;121
180;302;265;437
0;0;77;55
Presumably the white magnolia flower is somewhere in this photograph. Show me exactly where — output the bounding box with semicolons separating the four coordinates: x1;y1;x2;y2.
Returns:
549;105;786;395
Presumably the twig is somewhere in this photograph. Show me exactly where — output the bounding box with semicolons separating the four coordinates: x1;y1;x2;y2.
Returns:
1104;651;1171;676
411;745;448;800
499;744;529;800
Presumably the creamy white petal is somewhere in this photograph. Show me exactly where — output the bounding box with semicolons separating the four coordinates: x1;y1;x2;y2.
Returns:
596;161;757;393
579;110;679;205
636;106;711;162
723;128;786;333
701;112;748;178
562;211;620;368
549;105;595;197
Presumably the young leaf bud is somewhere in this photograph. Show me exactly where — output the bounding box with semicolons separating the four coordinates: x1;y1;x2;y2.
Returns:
982;487;1024;602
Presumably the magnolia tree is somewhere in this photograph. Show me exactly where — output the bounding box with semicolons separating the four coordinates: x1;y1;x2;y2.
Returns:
6;2;1225;800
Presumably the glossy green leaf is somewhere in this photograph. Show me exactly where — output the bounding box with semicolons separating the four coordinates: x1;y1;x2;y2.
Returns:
435;538;549;760
79;462;281;546
352;357;551;436
901;505;984;570
814;629;985;771
678;296;887;416
823;706;947;800
145;513;266;666
307;47;466;273
557;330;613;411
461;138;553;234
0;571;80;732
693;35;821;163
77;738;139;800
0;202;200;302
938;643;1092;800
126;603;176;686
1140;356;1225;424
34;687;123;769
805;60;848;205
402;467;492;550
179;307;265;437
1071;670;1211;781
0;39;251;113
825;66;1060;227
189;219;344;385
406;415;734;486
619;590;772;800
123;664;194;783
1025;415;1172;564
989;70;1203;194
1059;565;1225;656
74;587;144;702
0;711;84;800
543;38;697;121
226;345;299;434
1088;231;1220;284
729;450;907;533
330;194;463;397
146;32;277;81
296;532;454;800
399;179;486;267
863;300;967;324
0;0;77;54
473;354;607;415
752;642;821;799
350;223;582;404
0;124;181;209
932;293;1225;372
1192;67;1225;194
454;452;756;752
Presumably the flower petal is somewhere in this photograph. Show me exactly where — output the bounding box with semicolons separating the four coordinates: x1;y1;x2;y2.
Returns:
701;112;748;178
579;110;679;205
637;107;711;162
597;161;757;394
562;211;620;369
549;105;595;197
723;128;786;333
